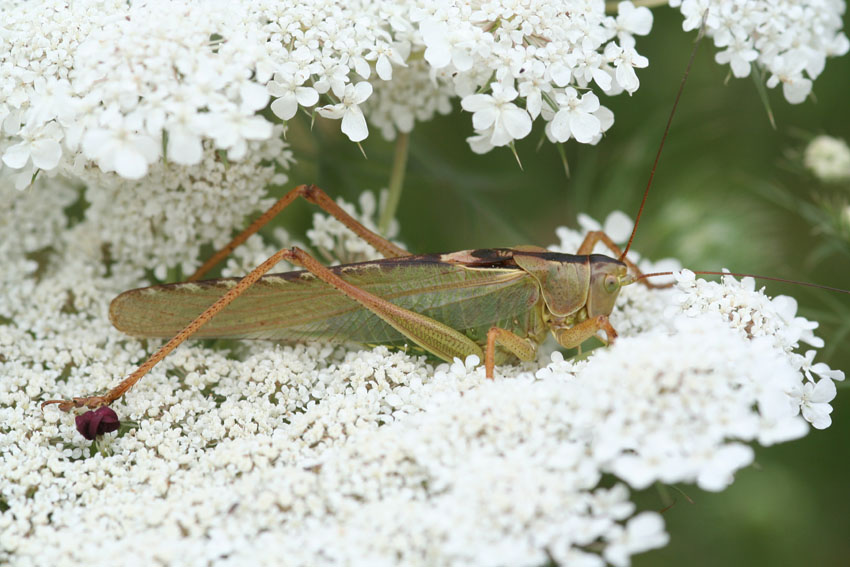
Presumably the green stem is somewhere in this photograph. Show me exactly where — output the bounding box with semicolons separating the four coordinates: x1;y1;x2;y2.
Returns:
379;132;410;235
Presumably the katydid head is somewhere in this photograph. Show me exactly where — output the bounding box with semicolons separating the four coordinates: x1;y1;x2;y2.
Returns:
513;251;629;319
586;255;630;318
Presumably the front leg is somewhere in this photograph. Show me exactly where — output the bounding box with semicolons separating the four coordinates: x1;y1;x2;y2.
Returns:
484;327;538;379
553;315;618;350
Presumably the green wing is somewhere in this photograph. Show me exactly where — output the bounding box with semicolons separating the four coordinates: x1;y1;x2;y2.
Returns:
109;255;543;347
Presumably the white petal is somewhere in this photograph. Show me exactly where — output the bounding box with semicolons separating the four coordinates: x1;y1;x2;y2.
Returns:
12;164;35;190
353;57;371;80
471;106;499;131
452;47;473;72
759;416;809;446
578;92;600;113
271;94;298;121
811;363;844;381
64;120;85;152
489;122;512;147
421;21;451;68
145;107;165;135
549;64;571;87
577;213;602;233
525;90;542;119
341;107;368;142
616;64;640;93
424;43;451;68
570;112;601;144
296;86;319;107
3;109;22;136
783;78;812;104
619;3;653;36
376;54;393;81
461;94;493;113
167;129;203;165
771;295;798;319
500;106;532;140
631;53;648;69
624;512;669;552
802;402;833;429
696;444;754;491
595;106;615;132
329;80;346;100
419;19;444;44
2;142;31;169
240;82;270;112
81;129;113;160
317;104;345;120
467;131;494;154
266;78;290;98
29;138;62;170
113;146;148;179
730;57;752;78
240;116;273;140
352;81;373;104
592;68;612;91
809;378;837;403
610;454;655;489
549;109;572;143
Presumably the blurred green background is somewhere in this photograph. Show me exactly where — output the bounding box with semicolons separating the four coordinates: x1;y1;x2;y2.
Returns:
268;7;849;566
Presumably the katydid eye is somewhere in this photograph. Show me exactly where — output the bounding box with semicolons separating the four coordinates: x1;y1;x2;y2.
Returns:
604;274;619;293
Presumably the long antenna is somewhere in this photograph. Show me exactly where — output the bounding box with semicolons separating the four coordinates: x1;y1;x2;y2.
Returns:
620;16;708;261
636;271;850;295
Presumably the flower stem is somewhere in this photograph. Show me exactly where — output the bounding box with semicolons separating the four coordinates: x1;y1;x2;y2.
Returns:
379;132;410;235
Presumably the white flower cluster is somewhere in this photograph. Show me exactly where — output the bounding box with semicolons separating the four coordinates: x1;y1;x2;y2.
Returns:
670;0;850;104
804;135;850;183
1;1;277;186
1;193;842;565
673;270;844;429
441;1;654;152
2;0;847;191
0;0;650;185
81;128;291;279
0;0;448;190
262;0;655;150
2;0;298;276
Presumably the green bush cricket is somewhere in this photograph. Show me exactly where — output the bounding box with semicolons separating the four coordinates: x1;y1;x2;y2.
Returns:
43;182;667;414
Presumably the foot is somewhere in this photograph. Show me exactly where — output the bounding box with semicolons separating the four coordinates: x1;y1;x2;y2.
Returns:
42;395;110;412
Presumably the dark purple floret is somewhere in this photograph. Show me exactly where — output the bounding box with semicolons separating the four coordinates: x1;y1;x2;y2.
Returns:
75;407;121;440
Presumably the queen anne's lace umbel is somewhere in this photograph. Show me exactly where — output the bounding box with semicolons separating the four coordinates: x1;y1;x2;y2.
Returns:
3;0;847;189
1;187;843;565
670;0;849;103
1;1;847;564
